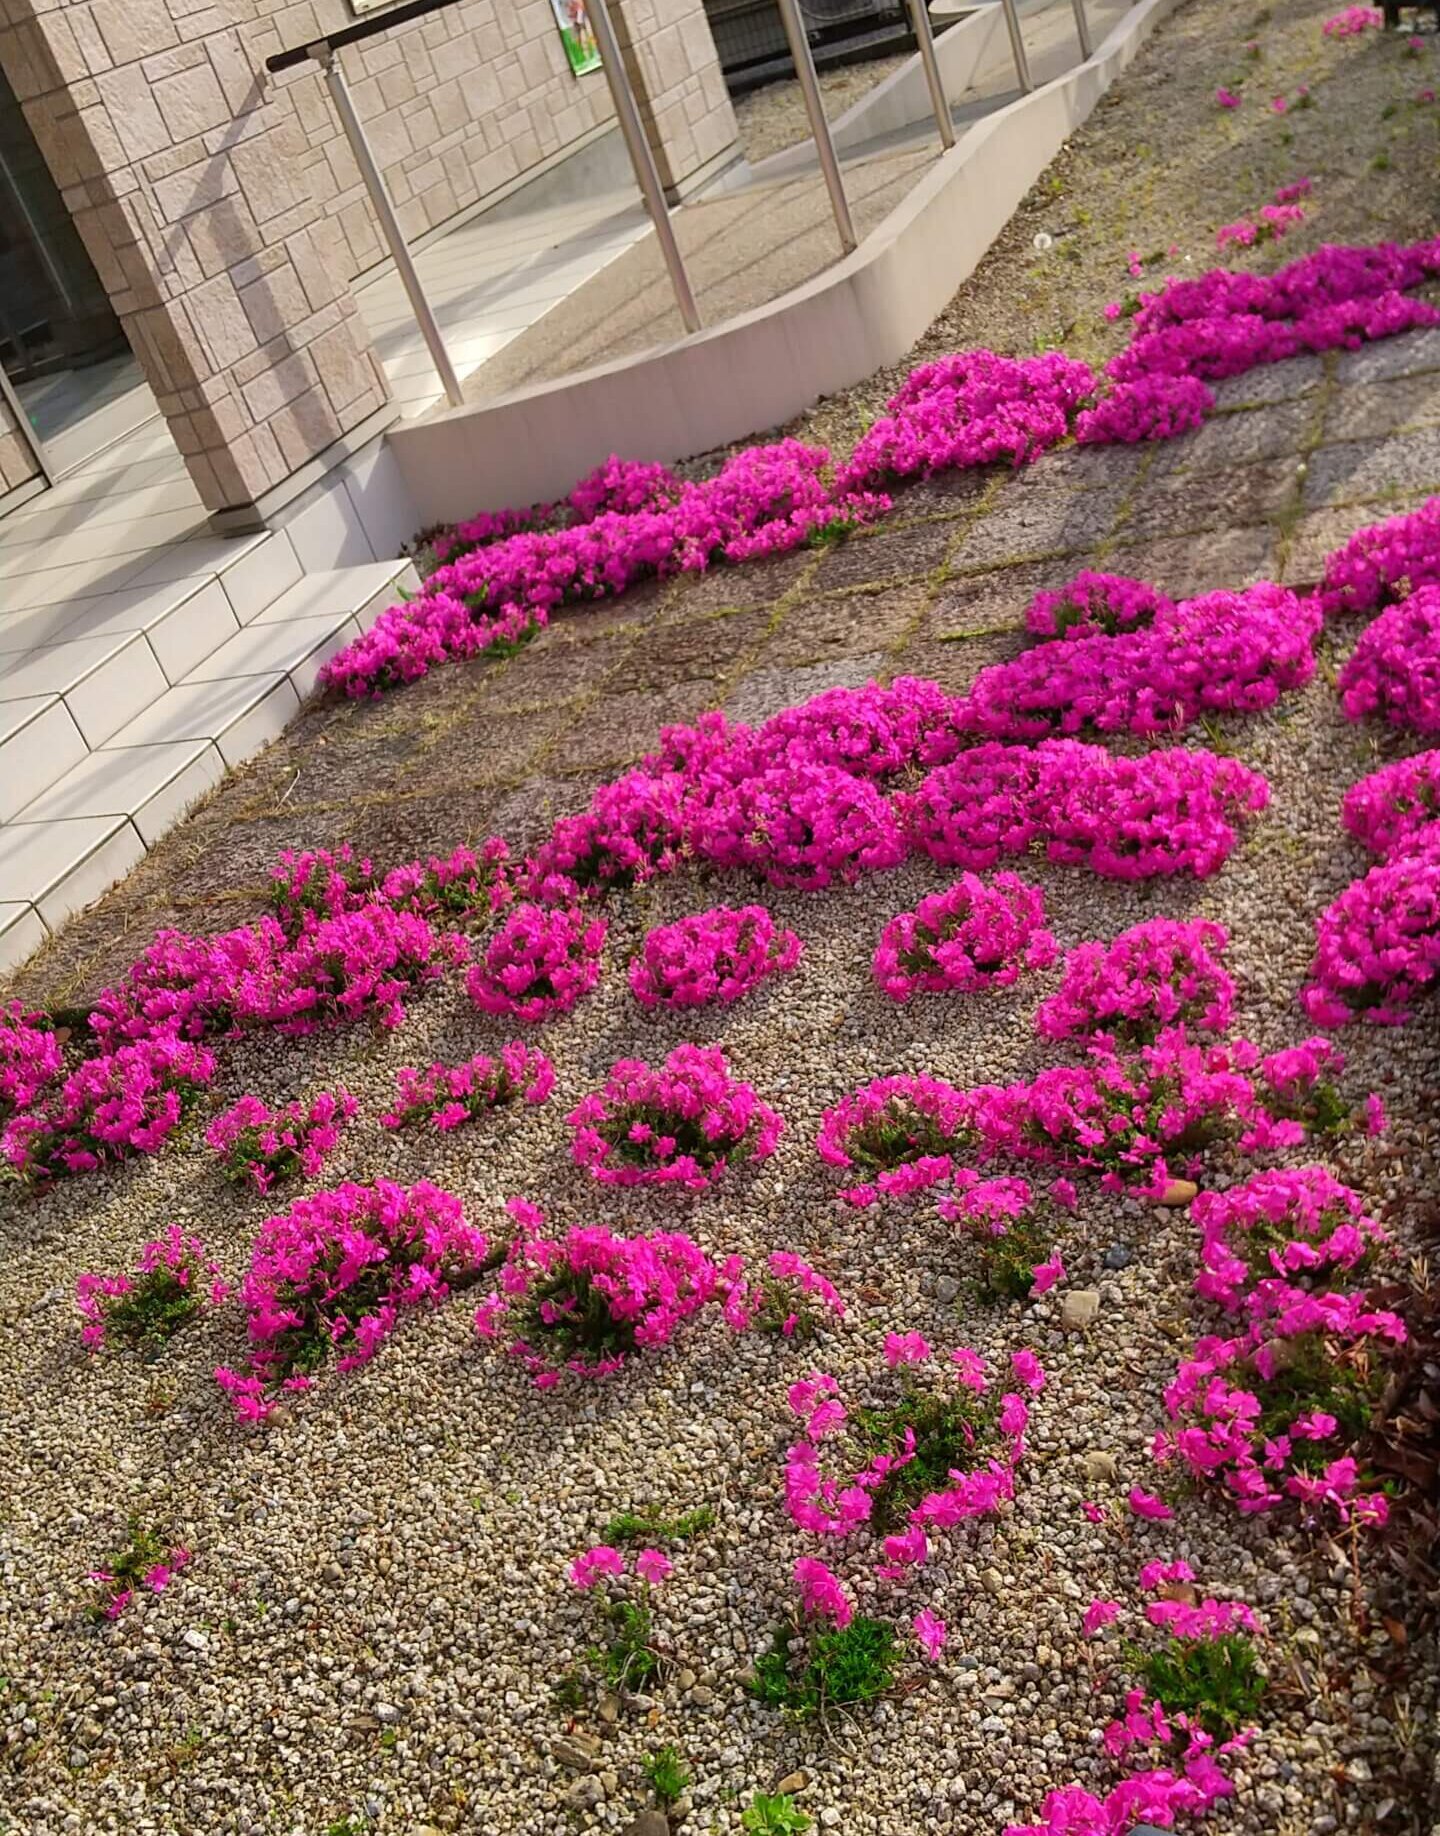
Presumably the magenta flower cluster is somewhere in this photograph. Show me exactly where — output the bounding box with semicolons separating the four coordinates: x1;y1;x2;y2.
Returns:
216;1179;488;1421
0;1001;62;1123
958;582;1320;739
1317;495;1440;617
1322;4;1382;31
1035;917;1235;1049
566;1042;782;1190
627;904;802;1009
897;739;1269;881
322;441;890;695
4;1033;216;1185
1192;1166;1388;1315
205;1088;357;1193
1156;1286;1405;1525
816;1071;974;1206
1300;824;1440;1026
466;902;607;1023
871;872;1057;1001
380;1042;555;1131
1337;584;1440;734
1341;747;1440;860
476;1197;735;1386
835;349;1097;490
783;1344;1035;1558
75;1224;227;1351
1024;571;1174;642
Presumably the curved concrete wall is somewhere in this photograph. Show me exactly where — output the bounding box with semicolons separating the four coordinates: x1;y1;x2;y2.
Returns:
389;0;1178;525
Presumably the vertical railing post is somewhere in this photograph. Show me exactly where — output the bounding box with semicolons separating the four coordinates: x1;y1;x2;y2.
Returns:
0;361;54;486
1071;0;1093;59
905;0;955;149
309;42;466;409
774;0;856;254
586;0;702;335
999;0;1033;92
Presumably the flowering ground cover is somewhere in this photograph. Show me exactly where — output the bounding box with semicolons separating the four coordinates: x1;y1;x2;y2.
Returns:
2;0;1440;1832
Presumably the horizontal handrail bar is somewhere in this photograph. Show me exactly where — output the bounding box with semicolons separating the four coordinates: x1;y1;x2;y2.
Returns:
265;0;461;73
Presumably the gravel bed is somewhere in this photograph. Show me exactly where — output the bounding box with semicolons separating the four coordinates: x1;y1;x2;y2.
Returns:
732;55;913;165
2;0;1439;1832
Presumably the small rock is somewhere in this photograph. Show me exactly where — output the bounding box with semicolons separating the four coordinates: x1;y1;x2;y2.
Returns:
597;1691;621;1724
623;1815;669;1836
1083;1450;1118;1485
980;1567;1003;1597
181;1629;209;1653
1059;1290;1101;1330
776;1771;809;1795
568;1776;604;1810
1158;1178;1198;1207
934;1275;961;1305
553;1737;599;1772
1102;1242;1134;1270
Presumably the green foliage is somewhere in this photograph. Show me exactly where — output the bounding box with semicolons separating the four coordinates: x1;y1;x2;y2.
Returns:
751;1617;898;1714
643;1745;690;1803
601;1503;715;1547
845;1096;971;1172
588;1596;661;1694
1135;1632;1266;1739
852;1386;997;1526
1252;1332;1388;1470
101;1266;205;1356
86;1519;169;1624
520;1267;639;1368
961;1207;1052;1303
551;1669;587;1715
741;1793;813;1834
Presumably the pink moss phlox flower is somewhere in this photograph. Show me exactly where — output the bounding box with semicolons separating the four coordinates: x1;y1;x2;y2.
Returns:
567;1043;782;1190
0;1001;63;1123
1031;1253;1067;1296
913;1608;947;1660
1215;85;1242;106
794;1556;853;1627
1138;1559;1195;1589
1322;4;1382;32
1147;1597;1261;1638
381;1041;555;1131
628;904;801;1009
873;872;1056;1000
1025;572;1174;642
1082;1598;1122;1638
1081;1500;1107;1523
1010;1349;1046;1392
634;1548;673;1584
570;1545;627;1589
951;1347;989;1392
884;1331;933;1367
1128;1487;1175;1521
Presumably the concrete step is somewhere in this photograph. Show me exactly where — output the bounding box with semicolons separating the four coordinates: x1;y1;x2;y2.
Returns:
0;557;415;966
0;530;305;811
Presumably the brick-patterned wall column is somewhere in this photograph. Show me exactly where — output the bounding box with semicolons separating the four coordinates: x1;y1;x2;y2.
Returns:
608;0;740;203
0;0;394;529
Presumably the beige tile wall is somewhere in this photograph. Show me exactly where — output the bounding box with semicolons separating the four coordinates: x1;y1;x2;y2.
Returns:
0;0;735;523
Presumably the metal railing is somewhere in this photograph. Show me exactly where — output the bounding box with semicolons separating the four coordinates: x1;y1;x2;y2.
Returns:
265;0;702;399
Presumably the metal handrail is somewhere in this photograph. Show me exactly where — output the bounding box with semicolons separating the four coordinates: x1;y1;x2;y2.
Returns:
265;0;463;74
262;0;703;408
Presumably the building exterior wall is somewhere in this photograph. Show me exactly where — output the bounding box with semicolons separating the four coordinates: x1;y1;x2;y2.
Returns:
0;0;735;528
0;390;40;497
280;0;618;279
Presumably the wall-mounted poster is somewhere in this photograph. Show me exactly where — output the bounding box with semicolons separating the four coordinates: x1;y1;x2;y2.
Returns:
551;0;602;75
